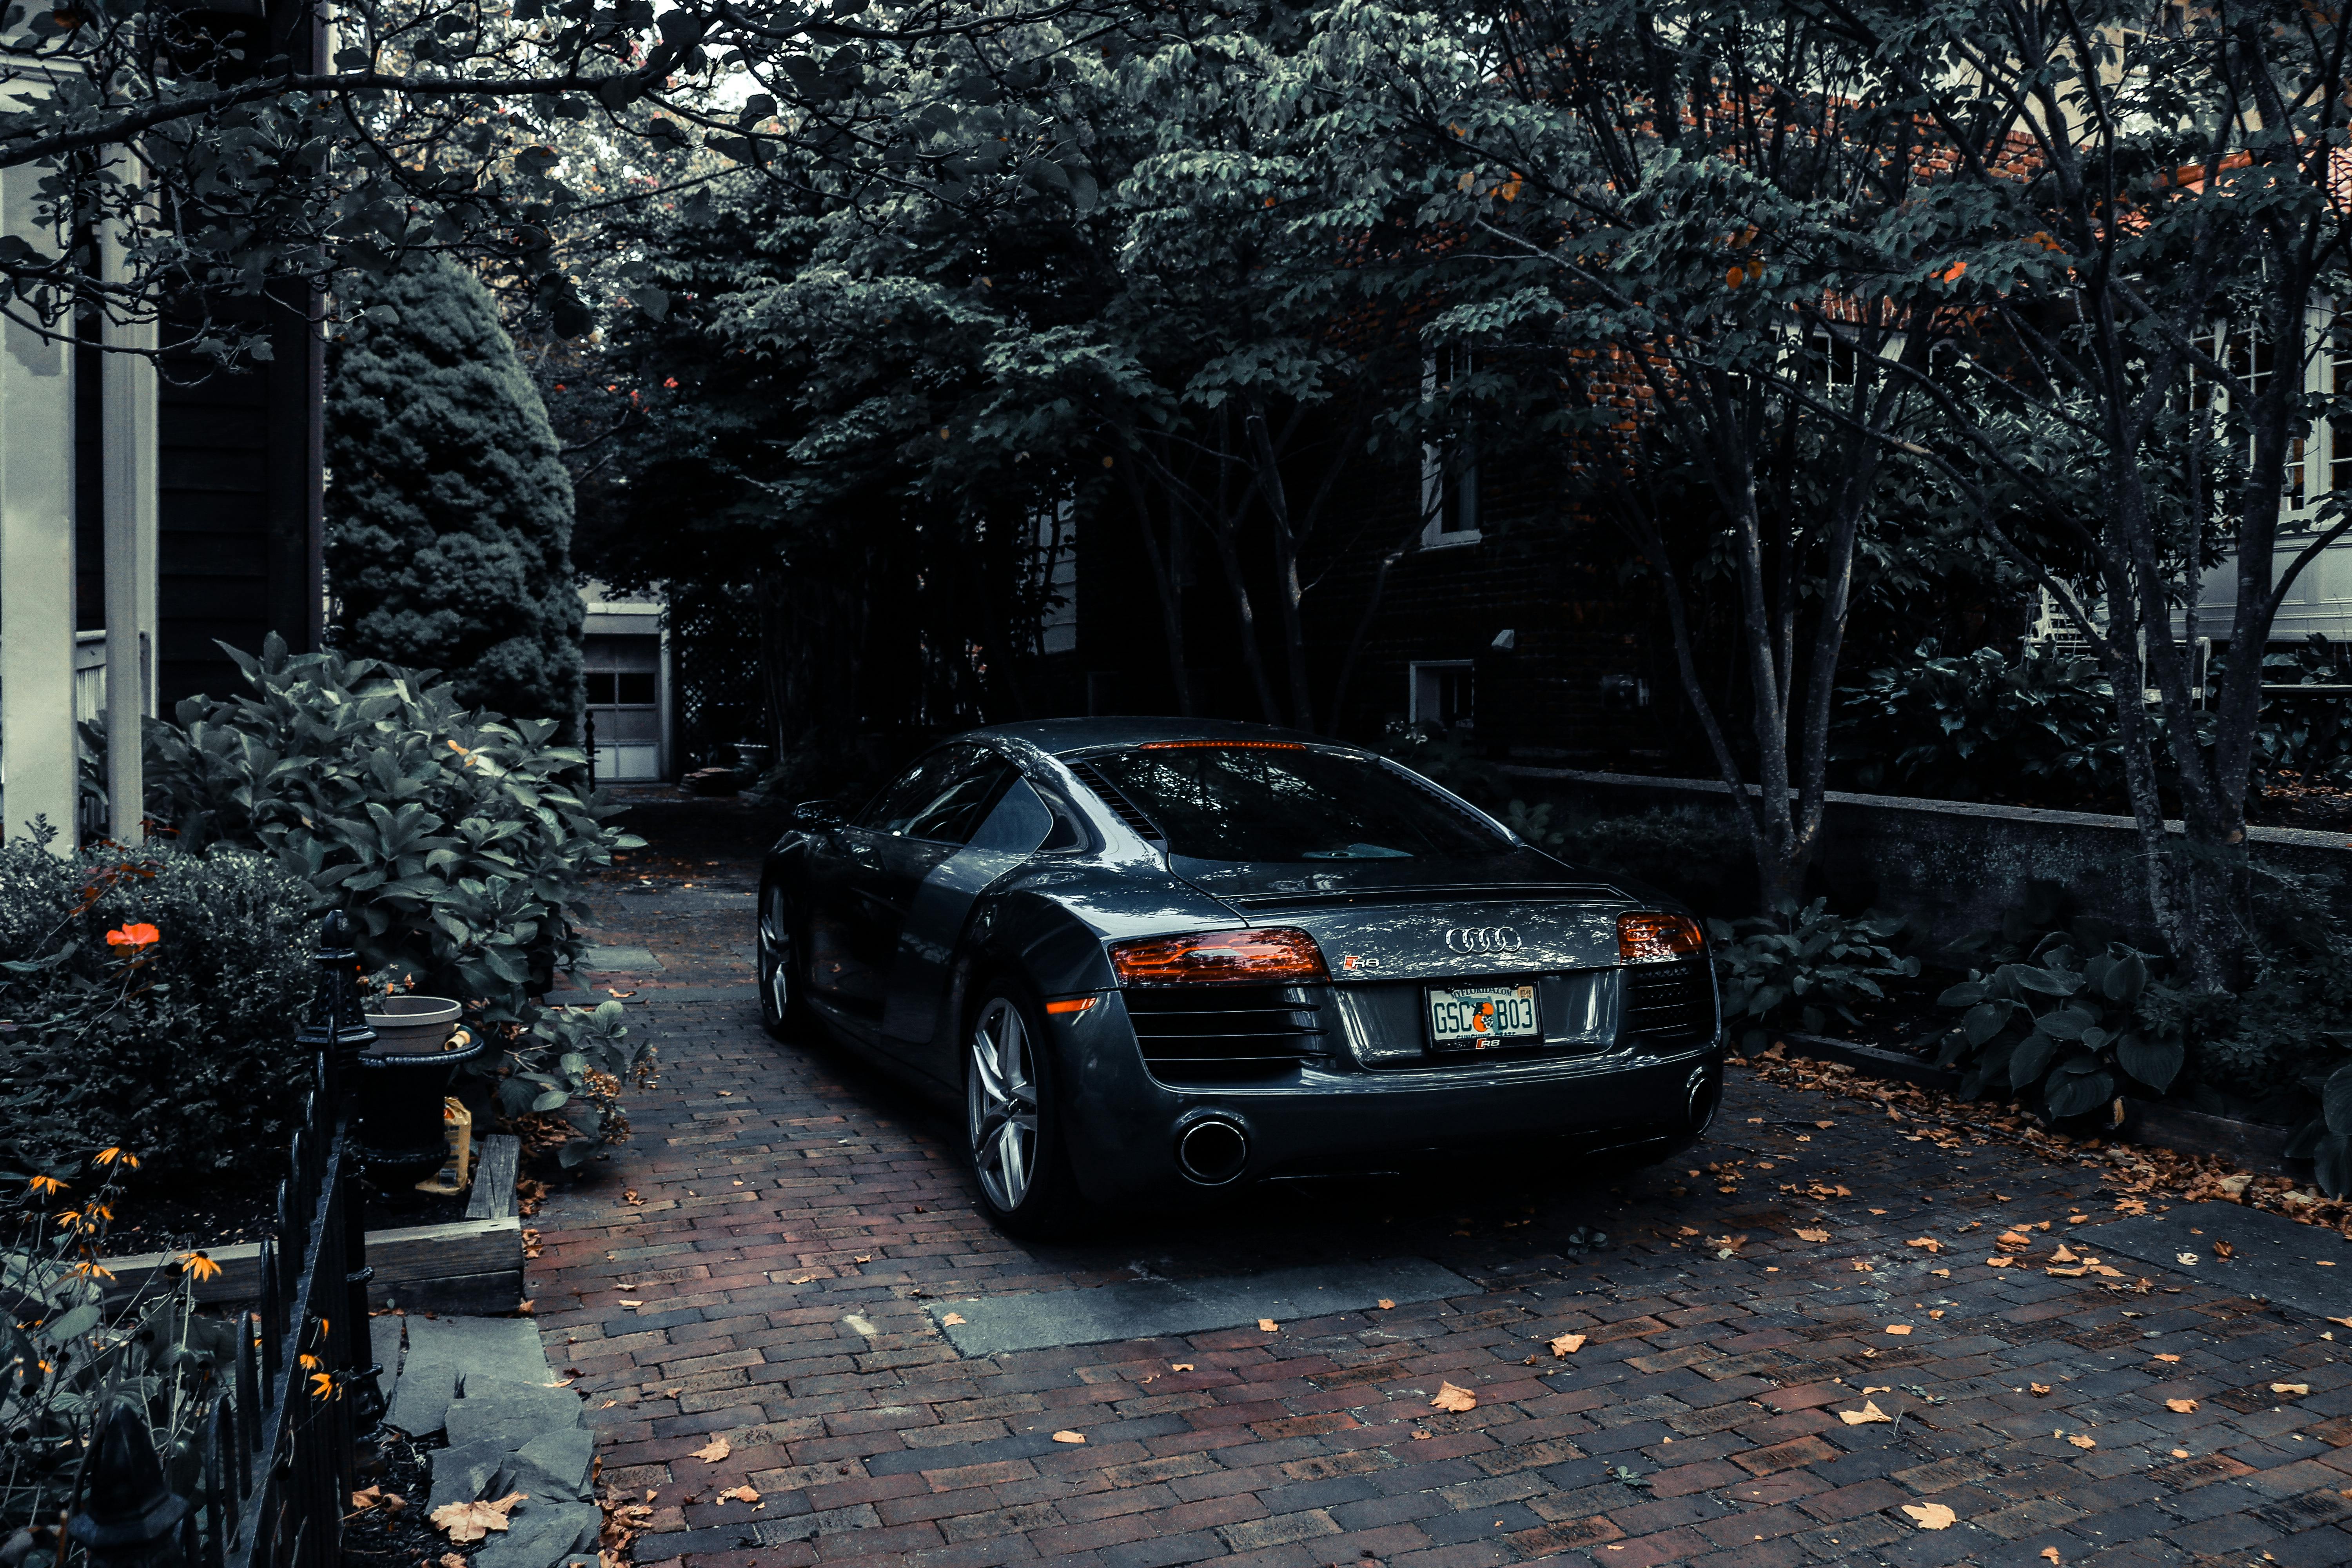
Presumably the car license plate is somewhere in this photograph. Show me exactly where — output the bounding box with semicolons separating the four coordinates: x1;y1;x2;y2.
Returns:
1426;985;1540;1049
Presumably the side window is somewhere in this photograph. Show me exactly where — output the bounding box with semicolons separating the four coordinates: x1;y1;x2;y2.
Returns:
853;747;1016;845
904;759;1016;844
854;750;969;833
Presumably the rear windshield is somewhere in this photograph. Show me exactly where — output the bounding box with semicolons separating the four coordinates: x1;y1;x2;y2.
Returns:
1086;745;1512;863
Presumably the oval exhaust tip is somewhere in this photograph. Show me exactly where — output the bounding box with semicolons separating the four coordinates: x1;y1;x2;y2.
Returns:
1177;1118;1248;1185
1686;1069;1720;1136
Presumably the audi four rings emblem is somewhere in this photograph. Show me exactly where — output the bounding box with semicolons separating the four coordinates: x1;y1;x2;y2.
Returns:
1444;927;1521;954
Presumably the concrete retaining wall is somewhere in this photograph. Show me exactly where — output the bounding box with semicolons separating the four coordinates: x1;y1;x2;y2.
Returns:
1504;767;2352;952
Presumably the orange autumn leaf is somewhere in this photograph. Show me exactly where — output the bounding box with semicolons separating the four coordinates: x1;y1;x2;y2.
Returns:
1430;1382;1477;1413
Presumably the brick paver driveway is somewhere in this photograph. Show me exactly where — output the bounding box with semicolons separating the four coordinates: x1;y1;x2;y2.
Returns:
538;848;2352;1568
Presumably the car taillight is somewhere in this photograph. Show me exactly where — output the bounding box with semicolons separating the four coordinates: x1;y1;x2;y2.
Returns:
1618;911;1704;963
1109;927;1329;986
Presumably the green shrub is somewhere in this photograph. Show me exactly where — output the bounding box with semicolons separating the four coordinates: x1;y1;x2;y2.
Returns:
114;634;646;1163
0;1151;228;1557
326;254;584;732
1935;940;2184;1120
0;834;319;1178
1707;898;1918;1042
1832;641;2122;804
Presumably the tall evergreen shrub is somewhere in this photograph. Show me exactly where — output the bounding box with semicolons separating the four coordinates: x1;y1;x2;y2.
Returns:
327;257;584;731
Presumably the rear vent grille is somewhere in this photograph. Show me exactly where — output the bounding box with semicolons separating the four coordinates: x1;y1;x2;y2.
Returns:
1065;760;1164;842
1125;985;1327;1083
1624;956;1715;1047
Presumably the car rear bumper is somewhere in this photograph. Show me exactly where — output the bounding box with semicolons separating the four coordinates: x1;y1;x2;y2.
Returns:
1051;999;1724;1207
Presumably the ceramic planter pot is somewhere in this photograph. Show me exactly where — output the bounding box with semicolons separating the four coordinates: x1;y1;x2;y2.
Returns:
362;995;464;1055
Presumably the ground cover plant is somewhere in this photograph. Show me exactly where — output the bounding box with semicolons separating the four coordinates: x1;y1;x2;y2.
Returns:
0;835;319;1179
0;1151;229;1565
122;635;648;1165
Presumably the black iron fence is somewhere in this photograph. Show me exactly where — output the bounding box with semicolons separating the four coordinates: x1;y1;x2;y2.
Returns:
67;913;381;1568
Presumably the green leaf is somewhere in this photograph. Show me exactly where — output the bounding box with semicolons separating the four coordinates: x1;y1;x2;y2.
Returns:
1963;1000;2008;1046
530;1089;571;1112
2324;1063;2352;1136
2114;1034;2182;1094
2043;1070;2114;1121
2008;1031;2057;1089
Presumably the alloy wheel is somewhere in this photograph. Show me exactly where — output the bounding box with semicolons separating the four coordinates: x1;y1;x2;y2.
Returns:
967;997;1039;1212
758;890;792;1027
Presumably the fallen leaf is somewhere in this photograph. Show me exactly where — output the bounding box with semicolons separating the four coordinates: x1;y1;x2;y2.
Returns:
2330;1316;2352;1329
1851;1259;1873;1272
442;1556;467;1568
1794;1227;1831;1242
854;1255;871;1264
1838;1401;1893;1425
1550;1334;1586;1357
2172;1448;2189;1458
1901;1502;1956;1530
2165;1398;2197;1413
2153;1353;2180;1363
1996;1231;2033;1251
515;1300;534;1315
1906;1237;1942;1254
2029;1383;2051;1397
2067;1434;2096;1449
623;1190;642;1205
1884;1324;1912;1336
1816;1120;1835;1129
2042;1550;2061;1564
941;1313;965;1327
2047;1265;2087;1278
2213;1241;2234;1260
1258;1318;1279;1333
1411;1430;1432;1440
2176;1252;2199;1265
617;1299;642;1308
430;1493;526;1544
1377;1299;1395;1310
2049;1245;2079;1264
693;1437;731;1464
1171;1363;1194;1372
718;1486;759;1504
2272;1383;2310;1397
1052;1431;1086;1444
1431;1382;1478;1412
1986;1256;2017;1269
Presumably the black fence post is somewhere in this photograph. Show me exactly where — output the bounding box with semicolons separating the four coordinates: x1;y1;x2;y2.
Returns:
65;1403;189;1568
293;911;381;1432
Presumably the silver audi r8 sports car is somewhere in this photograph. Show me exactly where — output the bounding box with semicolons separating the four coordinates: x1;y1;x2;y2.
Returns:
756;718;1723;1234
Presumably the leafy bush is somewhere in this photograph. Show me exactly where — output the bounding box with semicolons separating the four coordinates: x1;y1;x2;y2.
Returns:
1707;898;1919;1042
1832;640;2122;804
327;254;585;732
1935;940;2184;1119
2254;635;2352;788
0;835;320;1178
114;634;647;1163
0;1152;228;1562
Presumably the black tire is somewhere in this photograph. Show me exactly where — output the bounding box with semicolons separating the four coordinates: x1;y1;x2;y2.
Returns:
756;885;806;1040
963;985;1090;1238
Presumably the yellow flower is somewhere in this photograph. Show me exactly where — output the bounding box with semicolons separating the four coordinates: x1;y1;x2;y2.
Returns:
298;1352;321;1371
93;1148;123;1166
178;1253;222;1283
26;1176;67;1196
53;1210;80;1230
69;1262;114;1282
309;1372;335;1399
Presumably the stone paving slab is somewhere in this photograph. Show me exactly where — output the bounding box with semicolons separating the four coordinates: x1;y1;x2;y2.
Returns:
2089;1201;2352;1318
930;1258;1475;1355
534;864;2352;1568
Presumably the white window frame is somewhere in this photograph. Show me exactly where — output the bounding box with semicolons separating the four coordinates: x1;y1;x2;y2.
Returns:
1419;351;1481;549
1408;659;1475;730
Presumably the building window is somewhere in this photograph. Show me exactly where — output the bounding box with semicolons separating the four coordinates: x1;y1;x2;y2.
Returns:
1409;660;1474;734
1029;494;1077;655
1420;351;1480;548
585;632;663;781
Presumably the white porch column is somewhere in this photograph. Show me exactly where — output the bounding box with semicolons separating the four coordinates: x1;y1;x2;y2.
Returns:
101;228;156;846
0;162;78;853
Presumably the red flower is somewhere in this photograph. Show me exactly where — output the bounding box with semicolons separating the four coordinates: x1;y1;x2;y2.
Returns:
104;923;159;949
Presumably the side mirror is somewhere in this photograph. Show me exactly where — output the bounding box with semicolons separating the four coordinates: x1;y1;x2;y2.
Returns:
791;799;846;831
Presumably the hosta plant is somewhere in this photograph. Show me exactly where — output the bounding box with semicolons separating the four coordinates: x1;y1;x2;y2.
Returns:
106;633;648;1164
1708;898;1920;1044
1935;940;2185;1120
